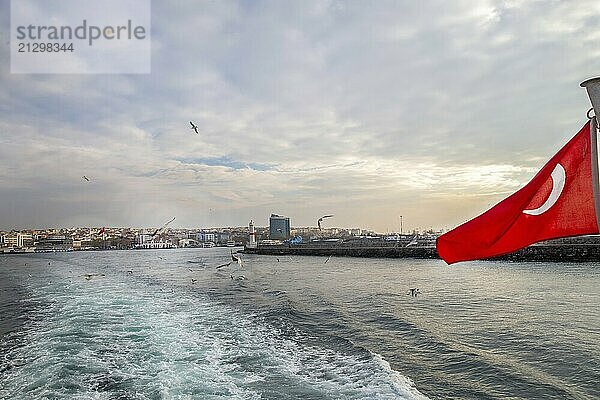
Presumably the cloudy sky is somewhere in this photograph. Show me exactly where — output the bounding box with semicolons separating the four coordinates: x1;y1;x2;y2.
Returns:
1;0;600;232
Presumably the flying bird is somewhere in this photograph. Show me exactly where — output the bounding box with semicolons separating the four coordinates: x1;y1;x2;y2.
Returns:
82;176;90;182
317;215;334;230
405;234;419;247
152;217;176;237
324;255;332;264
82;273;105;281
231;250;244;269
215;253;242;276
189;121;199;134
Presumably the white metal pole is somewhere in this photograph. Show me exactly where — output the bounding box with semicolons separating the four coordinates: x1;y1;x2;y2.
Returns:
581;77;600;230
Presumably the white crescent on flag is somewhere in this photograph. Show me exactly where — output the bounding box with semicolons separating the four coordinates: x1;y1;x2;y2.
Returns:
523;163;566;216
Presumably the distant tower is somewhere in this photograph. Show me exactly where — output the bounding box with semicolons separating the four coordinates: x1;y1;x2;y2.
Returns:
248;220;257;248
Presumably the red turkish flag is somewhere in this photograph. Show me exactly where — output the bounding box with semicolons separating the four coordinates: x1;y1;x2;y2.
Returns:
437;121;600;264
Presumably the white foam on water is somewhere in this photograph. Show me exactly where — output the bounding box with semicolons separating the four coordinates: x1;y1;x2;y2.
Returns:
370;352;429;400
0;263;428;400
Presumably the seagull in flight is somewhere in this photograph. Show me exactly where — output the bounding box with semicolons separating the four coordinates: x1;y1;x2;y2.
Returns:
82;273;105;281
189;121;199;134
317;215;334;230
216;262;232;269
82;176;90;182
231;250;244;268
151;217;176;238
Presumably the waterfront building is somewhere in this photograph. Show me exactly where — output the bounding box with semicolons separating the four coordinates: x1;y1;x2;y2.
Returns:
3;234;19;248
194;231;228;243
269;214;290;239
136;232;154;245
136;241;175;249
35;236;73;252
18;233;34;247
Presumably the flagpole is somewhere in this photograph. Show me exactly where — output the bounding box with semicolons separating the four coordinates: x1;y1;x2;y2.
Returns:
581;77;600;230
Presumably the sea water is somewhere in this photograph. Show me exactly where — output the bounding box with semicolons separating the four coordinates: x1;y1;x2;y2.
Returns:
0;248;598;399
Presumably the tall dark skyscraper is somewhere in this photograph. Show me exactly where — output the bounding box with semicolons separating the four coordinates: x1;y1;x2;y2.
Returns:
269;214;290;239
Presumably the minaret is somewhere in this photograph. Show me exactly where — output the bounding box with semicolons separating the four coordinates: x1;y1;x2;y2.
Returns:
248;220;257;249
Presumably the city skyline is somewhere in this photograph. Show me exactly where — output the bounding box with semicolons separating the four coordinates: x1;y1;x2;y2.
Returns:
2;1;600;232
0;222;408;253
0;222;400;236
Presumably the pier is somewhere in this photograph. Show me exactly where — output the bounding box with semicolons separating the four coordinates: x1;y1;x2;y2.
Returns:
243;236;600;262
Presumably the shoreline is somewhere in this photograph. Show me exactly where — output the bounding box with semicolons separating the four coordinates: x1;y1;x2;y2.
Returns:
2;243;600;263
